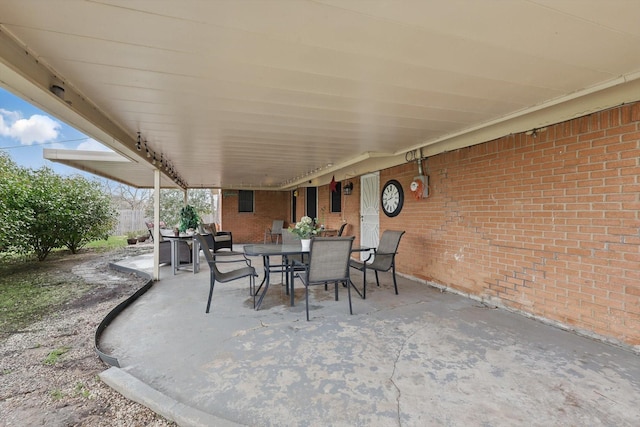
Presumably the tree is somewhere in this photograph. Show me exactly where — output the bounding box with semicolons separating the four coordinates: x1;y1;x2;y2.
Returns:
103;179;151;210
25;171;119;259
145;189;215;228
145;189;183;229
58;176;118;254
0;152;31;253
24;167;67;260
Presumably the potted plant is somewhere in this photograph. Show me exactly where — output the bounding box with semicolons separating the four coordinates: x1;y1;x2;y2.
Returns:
126;231;138;245
137;230;149;243
288;216;318;251
179;205;201;233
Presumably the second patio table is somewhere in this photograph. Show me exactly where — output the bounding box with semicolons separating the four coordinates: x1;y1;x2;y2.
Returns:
164;234;200;275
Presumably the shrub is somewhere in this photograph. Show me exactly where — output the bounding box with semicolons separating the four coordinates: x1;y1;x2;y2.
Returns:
0;152;118;260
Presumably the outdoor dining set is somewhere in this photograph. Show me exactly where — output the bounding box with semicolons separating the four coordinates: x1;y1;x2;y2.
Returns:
185;227;406;321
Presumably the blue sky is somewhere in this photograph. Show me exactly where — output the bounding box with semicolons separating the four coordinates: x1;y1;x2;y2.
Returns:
0;87;111;175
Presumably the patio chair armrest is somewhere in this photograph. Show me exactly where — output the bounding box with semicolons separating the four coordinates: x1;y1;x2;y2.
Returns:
292;259;305;267
373;250;398;256
212;252;252;266
349;259;366;270
291;259;309;272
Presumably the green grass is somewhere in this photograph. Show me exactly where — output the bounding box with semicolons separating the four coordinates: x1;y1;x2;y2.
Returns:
44;346;70;365
50;388;64;400
74;381;91;398
84;235;128;251
0;236;126;339
0;267;89;339
1;235;127;260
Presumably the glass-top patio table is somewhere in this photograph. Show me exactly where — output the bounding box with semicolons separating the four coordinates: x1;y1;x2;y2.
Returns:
243;243;371;310
164;234;200;275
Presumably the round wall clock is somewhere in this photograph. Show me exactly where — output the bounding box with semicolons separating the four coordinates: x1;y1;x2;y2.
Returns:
381;179;404;217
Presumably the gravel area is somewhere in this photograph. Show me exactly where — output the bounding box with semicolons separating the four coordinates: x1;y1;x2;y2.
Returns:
0;246;176;426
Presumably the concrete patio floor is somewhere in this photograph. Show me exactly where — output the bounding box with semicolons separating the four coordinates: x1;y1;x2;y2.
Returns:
99;248;640;427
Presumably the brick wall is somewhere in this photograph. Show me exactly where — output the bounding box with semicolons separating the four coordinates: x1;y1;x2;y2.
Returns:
221;183;362;243
221;190;290;243
316;182;360;239
386;103;640;347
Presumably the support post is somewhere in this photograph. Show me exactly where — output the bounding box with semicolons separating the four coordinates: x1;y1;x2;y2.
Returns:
153;169;160;281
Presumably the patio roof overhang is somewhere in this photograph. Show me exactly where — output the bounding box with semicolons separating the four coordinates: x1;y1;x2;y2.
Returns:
1;1;640;190
42;149;182;189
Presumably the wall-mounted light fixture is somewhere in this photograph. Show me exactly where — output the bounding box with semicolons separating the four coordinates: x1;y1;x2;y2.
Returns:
50;84;65;100
526;127;547;138
343;181;354;195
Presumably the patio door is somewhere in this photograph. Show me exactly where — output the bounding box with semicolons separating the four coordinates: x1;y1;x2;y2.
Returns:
360;172;379;261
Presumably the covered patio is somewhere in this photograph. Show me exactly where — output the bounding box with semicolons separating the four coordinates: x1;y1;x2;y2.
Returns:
2;3;640;423
99;249;640;426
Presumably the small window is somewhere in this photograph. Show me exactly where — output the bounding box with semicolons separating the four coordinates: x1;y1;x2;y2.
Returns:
331;182;342;213
238;190;254;212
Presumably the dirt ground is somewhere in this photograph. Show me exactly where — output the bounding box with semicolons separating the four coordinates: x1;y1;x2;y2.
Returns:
0;245;176;427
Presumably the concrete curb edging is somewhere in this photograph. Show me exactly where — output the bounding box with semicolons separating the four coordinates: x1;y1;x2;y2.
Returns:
99;258;244;426
93;262;154;367
99;367;242;427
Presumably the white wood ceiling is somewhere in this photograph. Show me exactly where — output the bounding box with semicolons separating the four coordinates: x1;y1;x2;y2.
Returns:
2;0;640;189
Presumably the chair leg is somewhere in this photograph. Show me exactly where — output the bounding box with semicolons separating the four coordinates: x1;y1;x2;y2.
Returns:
334;281;339;301
375;270;380;287
347;280;353;315
206;273;215;313
363;267;367;299
392;263;399;295
305;284;310;321
251;276;256;308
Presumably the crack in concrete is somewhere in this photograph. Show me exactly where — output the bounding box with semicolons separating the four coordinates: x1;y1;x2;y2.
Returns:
390;323;429;427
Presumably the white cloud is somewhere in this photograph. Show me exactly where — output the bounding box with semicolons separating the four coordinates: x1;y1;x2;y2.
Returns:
0;110;60;145
77;138;112;152
0;108;21;122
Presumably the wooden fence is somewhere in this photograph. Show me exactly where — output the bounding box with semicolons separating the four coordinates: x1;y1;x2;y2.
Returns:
113;210;216;236
114;210;147;236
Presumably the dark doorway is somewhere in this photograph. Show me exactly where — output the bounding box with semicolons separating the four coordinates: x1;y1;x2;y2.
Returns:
291;189;297;223
306;187;317;220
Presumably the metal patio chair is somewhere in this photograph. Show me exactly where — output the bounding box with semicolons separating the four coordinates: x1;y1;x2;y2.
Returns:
337;222;348;236
196;234;257;313
264;220;284;244
293;236;355;321
349;230;405;299
201;231;233;252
